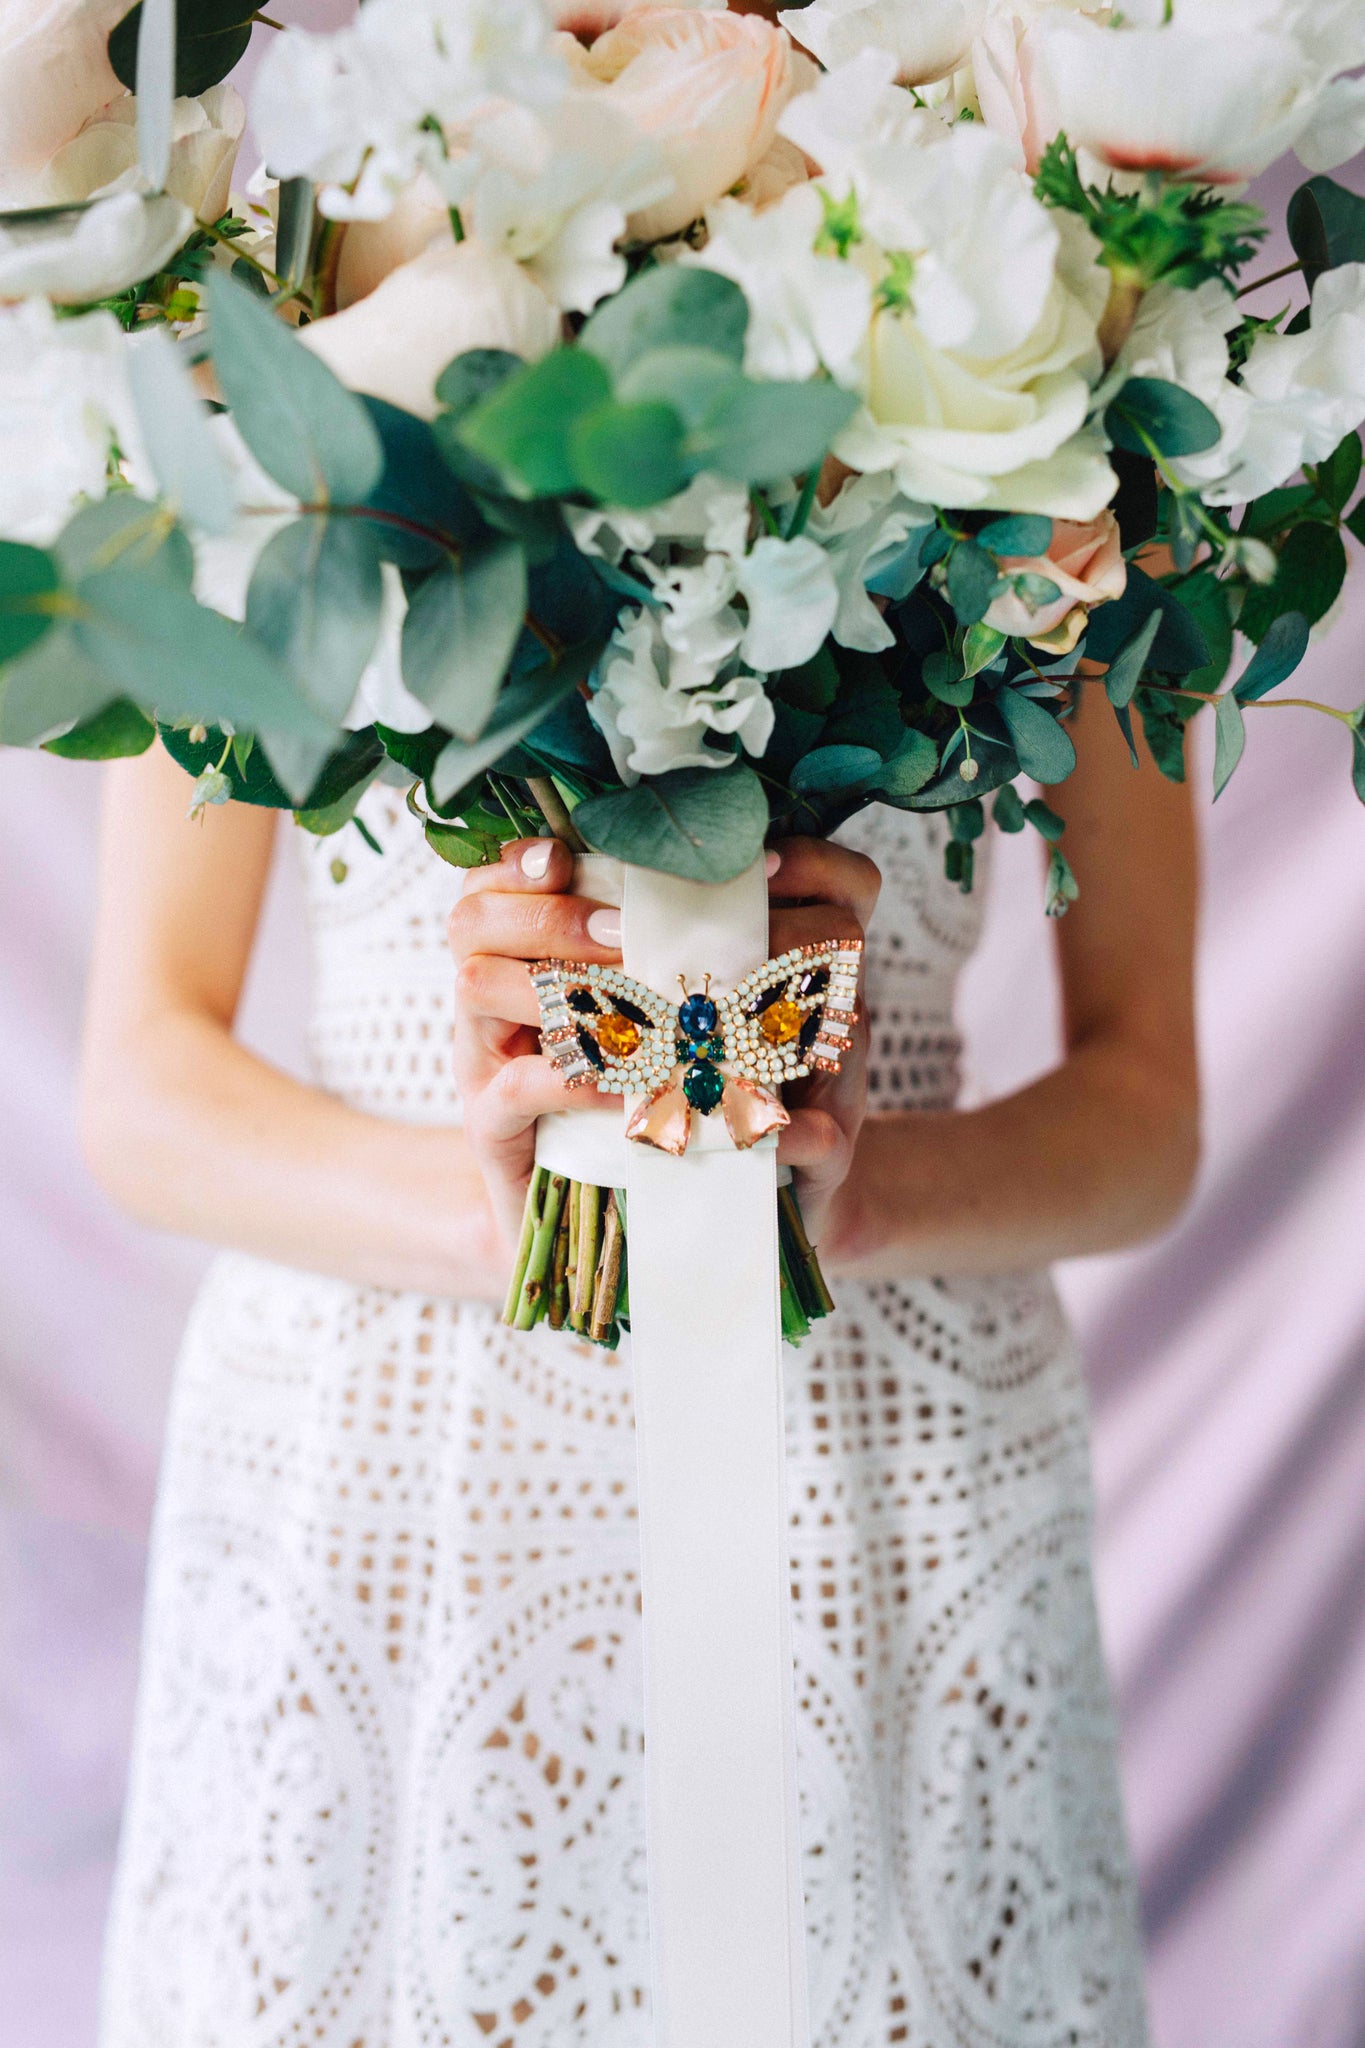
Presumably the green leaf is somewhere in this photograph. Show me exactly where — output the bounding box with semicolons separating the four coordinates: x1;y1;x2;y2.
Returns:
424;817;504;869
1172;568;1235;697
961;622;1006;678
1102;608;1162;709
776;645;839;713
1135;687;1189;783
616;345;741;432
948;798;985;843
42;696;156;759
580;266;749;377
110;0;255;97
872;728;937;800
976;514;1052;558
127;325;235;534
1239;521;1346;640
946;540;1001;625
1239;482;1325;538
435;348;524;417
456;348;613;498
431;642;600;803
245;514;385;721
1105;376;1222;458
0;541;60;663
158;722;383;810
360;396;483;569
1112;697;1140;769
574;762;770;884
1311;431;1362;515
1234;610;1309;702
1353;724;1365;807
686;378;859;486
401;539;528;740
207;271;384;505
790;743;881;794
294;770;382;836
1288;176;1365;287
923;650;973;706
993;783;1027;832
55;495;194;587
275;178;315;292
1023;796;1066;841
1212;690;1245;799
569;399;690;507
1044;845;1079;918
1349;499;1365;548
1083;563;1210;674
996;686;1077;783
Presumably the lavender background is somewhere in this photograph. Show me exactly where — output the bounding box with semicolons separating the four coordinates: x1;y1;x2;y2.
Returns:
2;19;1364;2039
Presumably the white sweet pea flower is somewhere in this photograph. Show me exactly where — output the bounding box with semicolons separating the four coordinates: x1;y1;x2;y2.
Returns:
648;553;747;676
567;472;752;562
777;45;924;187
686;187;873;385
778;0;991;88
732;535;840;671
251;0;567;222
804;470;931;652
0;300;140;543
588;606;774;782
344;565;434;734
0;189;192;305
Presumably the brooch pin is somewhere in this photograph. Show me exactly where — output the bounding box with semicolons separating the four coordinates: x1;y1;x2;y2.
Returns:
529;941;863;1155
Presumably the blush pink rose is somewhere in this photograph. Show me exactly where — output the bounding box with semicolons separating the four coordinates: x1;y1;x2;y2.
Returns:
582;7;798;241
0;0;128;207
984;509;1127;654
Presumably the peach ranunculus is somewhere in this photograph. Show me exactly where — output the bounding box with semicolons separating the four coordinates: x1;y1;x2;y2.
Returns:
580;7;799;242
983;509;1126;653
550;0;725;33
17;85;248;222
0;0;127;208
300;240;561;420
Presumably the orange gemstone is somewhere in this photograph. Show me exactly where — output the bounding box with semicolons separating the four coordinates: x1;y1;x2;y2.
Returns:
758;997;803;1047
596;1011;642;1059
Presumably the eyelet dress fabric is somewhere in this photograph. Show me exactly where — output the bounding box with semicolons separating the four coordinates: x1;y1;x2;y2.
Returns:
99;788;1150;2048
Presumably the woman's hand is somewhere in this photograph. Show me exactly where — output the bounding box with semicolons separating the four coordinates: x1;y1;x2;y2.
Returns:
449;835;879;1259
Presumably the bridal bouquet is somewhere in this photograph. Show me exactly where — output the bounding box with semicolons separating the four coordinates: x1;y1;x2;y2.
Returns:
3;0;1365;1345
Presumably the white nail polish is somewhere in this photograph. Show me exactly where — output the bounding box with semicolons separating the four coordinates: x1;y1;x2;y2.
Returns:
765;849;782;878
521;841;552;879
586;907;622;947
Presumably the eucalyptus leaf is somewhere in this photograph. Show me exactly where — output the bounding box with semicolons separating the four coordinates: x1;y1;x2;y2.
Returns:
1311;431;1362;514
1101;608;1161;710
1105;376;1222;458
401;539;527;740
1044;845;1079;918
360;396;483;568
127;325;235;534
133;0;175;190
976;514;1052;558
574;762;769;883
1212;689;1246;798
924;650;972;706
1353;723;1365;807
570;399;690;507
1083;563;1210;674
1112;698;1140;768
686;378;858;486
1233;610;1309;702
996;685;1077;783
616;345;741;431
0;542;60;663
961;622;1007;678
0;625;113;746
55;495;194;586
158;722;384;811
1239;521;1346;640
580;266;749;376
275;177;315;292
1023;796;1066;842
431;642;600;802
993;783;1026;832
1288;175;1365;287
245;515;385;721
790;743;881;794
456;348;612;498
872;728;938;800
42;697;156;759
208;271;384;505
110;0;256;97
946;540;1001;625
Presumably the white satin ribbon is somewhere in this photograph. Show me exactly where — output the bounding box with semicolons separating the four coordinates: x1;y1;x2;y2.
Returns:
535;855;810;2048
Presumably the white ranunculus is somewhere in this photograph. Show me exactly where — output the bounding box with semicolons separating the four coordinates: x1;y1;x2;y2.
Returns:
588;605;774;782
1024;12;1360;184
0;300;138;543
0;190;192;305
10;85;247;223
299;240;561;420
567;471;752;563
687;187;874;386
804;470;931;652
251;0;566;222
779;0;990;88
0;0;126;209
837;208;1113;516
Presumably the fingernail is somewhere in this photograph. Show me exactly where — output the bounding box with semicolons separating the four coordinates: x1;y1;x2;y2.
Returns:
520;840;553;879
586;907;622;948
765;849;782;878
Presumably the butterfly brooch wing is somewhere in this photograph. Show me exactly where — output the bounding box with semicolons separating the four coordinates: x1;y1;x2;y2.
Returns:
530;962;679;1094
719;940;863;1086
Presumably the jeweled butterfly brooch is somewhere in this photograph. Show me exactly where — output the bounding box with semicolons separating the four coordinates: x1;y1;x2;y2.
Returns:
530;941;863;1155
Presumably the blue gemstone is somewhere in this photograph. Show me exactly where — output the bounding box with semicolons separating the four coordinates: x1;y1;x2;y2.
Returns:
678;992;719;1043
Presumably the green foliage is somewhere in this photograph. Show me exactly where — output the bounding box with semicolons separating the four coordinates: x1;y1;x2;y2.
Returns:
1311;431;1363;515
923;650;972;705
42;697;155;759
569;399;690;507
1034;134;1264;288
1101;609;1162;710
430;643;600;803
996;685;1077;783
1234;611;1310;703
207;272;384;505
1169;569;1234;697
1024;797;1066;842
158;723;384;811
1239;521;1346;641
245;514;385;722
400;539;528;740
1287;176;1365;288
961;622;1006;678
580;266;750;376
1353;721;1365;807
1212;690;1246;798
790;744;882;794
275;179;316;293
946;539;1002;624
871;728;938;800
1084;563;1210;673
1044;846;1079;918
1134;688;1190;783
361;397;484;567
109;0;257;97
457;349;613;497
776;646;840;713
1105;377;1222;459
126;326;234;533
574;763;769;883
993;783;1027;832
0;542;60;663
976;514;1052;557
687;378;858;487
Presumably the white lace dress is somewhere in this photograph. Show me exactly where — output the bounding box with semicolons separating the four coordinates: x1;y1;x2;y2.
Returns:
99;790;1150;2048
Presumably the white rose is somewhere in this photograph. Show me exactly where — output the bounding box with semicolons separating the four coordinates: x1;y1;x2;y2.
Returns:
0;300;138;543
299;240;562;420
688;187;874;387
0;0;126;209
19;84;247;223
0;190;192;305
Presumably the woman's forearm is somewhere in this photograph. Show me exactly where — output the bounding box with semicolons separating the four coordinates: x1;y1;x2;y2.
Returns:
826;1035;1200;1279
80;1008;504;1300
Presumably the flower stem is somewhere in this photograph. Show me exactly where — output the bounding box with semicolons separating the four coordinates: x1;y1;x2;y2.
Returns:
510;1169;569;1330
589;1191;626;1343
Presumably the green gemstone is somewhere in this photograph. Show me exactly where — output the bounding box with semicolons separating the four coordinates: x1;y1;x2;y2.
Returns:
682;1058;724;1113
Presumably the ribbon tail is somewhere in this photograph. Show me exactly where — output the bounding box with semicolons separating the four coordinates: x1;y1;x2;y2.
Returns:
625;1080;692;1155
722;1076;790;1150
